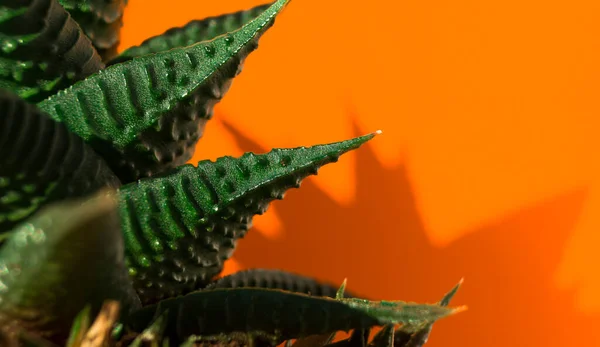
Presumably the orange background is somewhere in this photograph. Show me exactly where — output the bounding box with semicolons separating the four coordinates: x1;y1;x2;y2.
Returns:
120;0;600;346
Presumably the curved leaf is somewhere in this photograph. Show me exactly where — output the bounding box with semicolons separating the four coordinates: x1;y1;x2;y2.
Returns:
205;269;355;298
125;287;461;346
0;89;120;233
38;0;290;183
118;132;378;305
58;0;128;61
0;0;104;102
0;191;141;344
110;3;270;64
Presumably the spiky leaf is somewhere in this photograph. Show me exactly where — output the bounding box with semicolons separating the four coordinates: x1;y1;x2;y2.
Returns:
110;3;270;64
205;269;354;298
37;0;290;183
0;89;120;233
58;0;128;61
118;133;377;304
0;0;104;102
125;287;461;346
0;191;141;344
397;279;464;347
370;279;464;347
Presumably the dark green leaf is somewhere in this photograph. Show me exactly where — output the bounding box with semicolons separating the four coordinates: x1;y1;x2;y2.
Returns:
118;132;377;304
370;279;463;347
110;3;270;64
398;279;464;347
205;269;355;298
125;287;459;346
368;325;395;347
0;191;141;344
0;89;121;233
37;0;290;184
58;0;128;62
0;0;104;102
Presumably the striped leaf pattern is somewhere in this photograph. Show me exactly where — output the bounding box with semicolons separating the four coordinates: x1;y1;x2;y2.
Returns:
0;0;104;102
0;89;120;233
125;287;460;345
38;0;290;183
118;133;377;304
58;0;128;61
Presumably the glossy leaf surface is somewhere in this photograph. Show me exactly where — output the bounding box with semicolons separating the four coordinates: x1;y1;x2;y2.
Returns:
38;0;290;184
0;0;104;102
0;89;120;233
118;133;377;304
58;0;128;61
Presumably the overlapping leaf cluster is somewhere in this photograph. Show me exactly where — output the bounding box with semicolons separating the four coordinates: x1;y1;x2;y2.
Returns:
0;0;466;346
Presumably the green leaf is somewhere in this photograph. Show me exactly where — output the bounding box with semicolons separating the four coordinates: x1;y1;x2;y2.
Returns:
65;305;92;347
205;269;352;298
398;279;464;347
0;89;121;233
370;279;464;347
128;310;168;347
58;0;128;62
118;132;378;305
111;3;270;64
0;0;104;102
337;278;348;299
37;0;291;184
125;287;461;346
0;190;141;344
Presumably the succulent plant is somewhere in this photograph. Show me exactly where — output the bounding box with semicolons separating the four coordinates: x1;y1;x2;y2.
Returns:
0;0;466;346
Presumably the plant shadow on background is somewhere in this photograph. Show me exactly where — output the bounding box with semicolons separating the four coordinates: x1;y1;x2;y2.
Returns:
216;115;600;347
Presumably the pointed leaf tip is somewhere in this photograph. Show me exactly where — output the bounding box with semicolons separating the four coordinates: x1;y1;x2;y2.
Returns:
336;278;348;299
38;0;292;151
439;278;464;307
452;305;468;314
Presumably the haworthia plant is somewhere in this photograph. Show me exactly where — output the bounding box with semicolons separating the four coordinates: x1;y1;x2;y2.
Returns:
204;269;355;297
0;89;120;231
119;133;376;304
0;0;467;346
38;0;288;183
124;286;463;345
110;3;271;65
58;0;128;62
0;0;105;103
